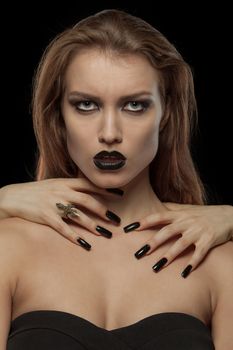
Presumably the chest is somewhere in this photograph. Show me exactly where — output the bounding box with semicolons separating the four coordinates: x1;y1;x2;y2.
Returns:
12;227;212;328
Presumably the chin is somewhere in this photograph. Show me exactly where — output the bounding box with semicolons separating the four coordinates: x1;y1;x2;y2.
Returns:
78;164;139;188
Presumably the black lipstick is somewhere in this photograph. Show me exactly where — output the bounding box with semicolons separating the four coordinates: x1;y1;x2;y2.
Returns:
93;150;126;170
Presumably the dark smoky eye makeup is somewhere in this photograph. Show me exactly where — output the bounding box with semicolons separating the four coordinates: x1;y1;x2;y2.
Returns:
68;98;98;111
67;97;153;114
123;99;152;112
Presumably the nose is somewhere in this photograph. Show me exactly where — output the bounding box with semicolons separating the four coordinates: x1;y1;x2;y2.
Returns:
98;109;122;144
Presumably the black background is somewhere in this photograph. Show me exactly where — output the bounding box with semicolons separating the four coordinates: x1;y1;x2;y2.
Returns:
1;2;232;205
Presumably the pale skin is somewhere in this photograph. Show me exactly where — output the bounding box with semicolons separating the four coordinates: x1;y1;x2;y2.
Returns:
1;179;232;275
0;49;232;348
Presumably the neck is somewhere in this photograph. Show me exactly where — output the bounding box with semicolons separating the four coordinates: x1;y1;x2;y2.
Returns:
91;167;167;228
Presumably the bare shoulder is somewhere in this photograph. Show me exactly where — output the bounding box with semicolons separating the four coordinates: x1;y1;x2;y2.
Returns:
0;219;51;344
0;217;54;244
0;217;57;284
204;242;233;348
0;216;43;232
202;242;233;299
0;218;38;301
205;241;233;270
0;217;57;265
0;217;32;248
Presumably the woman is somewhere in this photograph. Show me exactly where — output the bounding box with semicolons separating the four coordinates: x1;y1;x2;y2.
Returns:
1;9;232;349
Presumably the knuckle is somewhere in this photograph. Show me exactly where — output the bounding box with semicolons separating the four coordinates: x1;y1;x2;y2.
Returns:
74;192;107;217
194;243;207;256
167;244;182;259
145;214;156;225
157;225;172;238
87;219;98;232
204;231;215;245
150;234;160;245
179;236;191;247
88;199;107;218
78;193;88;206
190;252;203;266
148;213;163;223
76;214;96;233
90;199;106;215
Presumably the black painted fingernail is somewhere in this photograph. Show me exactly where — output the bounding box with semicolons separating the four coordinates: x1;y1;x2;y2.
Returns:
181;264;192;278
123;222;140;233
77;237;91;251
96;225;112;238
135;244;151;259
152;257;168;272
106;188;124;196
106;210;121;224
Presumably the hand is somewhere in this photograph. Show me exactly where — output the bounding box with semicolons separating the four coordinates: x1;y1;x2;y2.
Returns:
0;179;123;249
133;203;233;277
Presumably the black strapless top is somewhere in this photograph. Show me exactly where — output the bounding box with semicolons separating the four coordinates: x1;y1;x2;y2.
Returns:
7;310;215;349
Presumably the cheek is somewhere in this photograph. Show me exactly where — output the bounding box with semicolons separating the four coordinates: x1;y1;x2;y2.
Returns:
135;122;160;159
65;127;84;161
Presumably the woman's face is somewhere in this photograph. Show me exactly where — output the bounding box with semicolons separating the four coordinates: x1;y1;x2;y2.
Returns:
61;49;163;188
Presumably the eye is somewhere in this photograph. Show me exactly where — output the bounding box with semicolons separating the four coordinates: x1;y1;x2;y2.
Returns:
73;100;98;112
124;100;150;113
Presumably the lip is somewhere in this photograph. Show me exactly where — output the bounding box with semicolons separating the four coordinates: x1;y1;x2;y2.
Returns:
93;150;126;161
93;150;127;170
93;159;126;170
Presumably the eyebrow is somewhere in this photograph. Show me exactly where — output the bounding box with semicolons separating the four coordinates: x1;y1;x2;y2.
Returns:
67;91;154;103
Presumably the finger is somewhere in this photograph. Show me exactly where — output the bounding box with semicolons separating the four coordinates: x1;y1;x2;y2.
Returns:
134;212;176;231
155;236;193;266
150;236;194;273
55;203;113;239
45;215;92;250
180;243;211;278
66;209;113;239
134;223;184;259
135;223;184;255
65;193;121;225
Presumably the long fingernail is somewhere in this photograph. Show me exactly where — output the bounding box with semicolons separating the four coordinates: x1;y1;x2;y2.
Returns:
123;222;140;233
106;188;124;196
96;225;112;238
106;210;121;224
181;264;192;278
77;237;91;251
152;257;168;272
134;244;151;259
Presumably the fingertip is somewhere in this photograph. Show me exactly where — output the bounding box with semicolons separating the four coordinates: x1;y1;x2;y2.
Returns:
77;237;92;250
134;222;143;230
181;264;192;278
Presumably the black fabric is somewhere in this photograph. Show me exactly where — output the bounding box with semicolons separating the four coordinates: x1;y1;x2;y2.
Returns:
7;310;215;349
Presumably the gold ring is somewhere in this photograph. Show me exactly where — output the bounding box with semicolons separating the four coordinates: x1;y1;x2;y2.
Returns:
56;203;80;218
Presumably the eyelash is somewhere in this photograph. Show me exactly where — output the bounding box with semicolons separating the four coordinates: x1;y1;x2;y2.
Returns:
70;100;151;114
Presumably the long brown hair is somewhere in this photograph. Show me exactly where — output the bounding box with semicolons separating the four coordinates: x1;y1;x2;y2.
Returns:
32;9;207;204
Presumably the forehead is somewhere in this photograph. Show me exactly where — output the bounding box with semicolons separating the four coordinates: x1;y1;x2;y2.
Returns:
64;49;160;96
